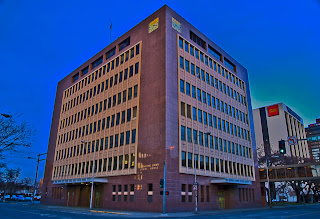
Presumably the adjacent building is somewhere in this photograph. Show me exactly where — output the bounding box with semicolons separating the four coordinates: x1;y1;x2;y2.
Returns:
306;119;320;162
41;5;262;212
253;103;310;159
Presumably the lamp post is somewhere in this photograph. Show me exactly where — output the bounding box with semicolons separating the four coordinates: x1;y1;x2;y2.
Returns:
81;140;96;209
28;153;47;203
194;131;211;214
266;155;279;208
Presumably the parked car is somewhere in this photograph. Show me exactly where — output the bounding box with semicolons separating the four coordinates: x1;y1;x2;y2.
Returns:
11;195;18;201
34;196;41;201
16;195;25;201
25;197;32;201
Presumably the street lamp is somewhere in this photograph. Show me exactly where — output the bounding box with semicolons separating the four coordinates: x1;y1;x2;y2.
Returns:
81;139;96;209
266;155;279;208
28;153;47;204
193;131;211;214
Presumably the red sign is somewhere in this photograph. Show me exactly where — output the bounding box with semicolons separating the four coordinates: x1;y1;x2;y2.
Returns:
267;104;279;117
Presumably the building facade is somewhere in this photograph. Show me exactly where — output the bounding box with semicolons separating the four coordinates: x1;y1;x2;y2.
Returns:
306;119;320;162
253;103;310;159
41;5;262;212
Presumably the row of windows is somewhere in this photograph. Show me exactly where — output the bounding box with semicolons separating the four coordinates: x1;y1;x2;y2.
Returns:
179;79;249;123
181;184;210;203
181;151;254;177
112;184;135;202
57;107;137;145
178;37;243;89
62;61;139;114
179;62;247;107
60;85;138;130
53;153;135;177
180;104;250;142
180;126;251;157
66;43;140;97
239;188;255;202
51;187;62;200
56;129;137;161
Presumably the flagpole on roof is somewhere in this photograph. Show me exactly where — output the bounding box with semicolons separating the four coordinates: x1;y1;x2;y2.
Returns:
110;22;112;44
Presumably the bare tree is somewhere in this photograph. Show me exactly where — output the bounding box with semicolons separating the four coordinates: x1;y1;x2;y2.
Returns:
0;114;35;154
2;168;21;196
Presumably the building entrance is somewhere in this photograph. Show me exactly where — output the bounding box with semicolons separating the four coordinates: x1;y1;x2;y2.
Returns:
218;189;225;209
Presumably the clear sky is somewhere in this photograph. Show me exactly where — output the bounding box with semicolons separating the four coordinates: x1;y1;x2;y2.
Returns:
0;0;319;180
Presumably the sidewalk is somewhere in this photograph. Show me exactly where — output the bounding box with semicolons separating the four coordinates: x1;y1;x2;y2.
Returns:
37;203;314;218
4;201;317;218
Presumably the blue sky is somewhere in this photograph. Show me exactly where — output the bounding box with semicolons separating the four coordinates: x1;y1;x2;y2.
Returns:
0;0;319;180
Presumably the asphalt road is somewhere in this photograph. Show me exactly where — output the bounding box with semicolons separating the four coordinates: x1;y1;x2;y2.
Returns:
1;202;320;218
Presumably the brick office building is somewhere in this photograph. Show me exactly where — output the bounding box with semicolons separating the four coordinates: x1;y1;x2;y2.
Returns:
306;119;320;162
41;5;262;212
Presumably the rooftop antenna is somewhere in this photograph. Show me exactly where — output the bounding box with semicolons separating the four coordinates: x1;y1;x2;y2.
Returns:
109;22;112;44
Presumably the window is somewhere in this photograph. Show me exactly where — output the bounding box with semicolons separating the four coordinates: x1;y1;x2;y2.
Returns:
192;86;196;98
192;107;197;121
187;104;191;118
128;87;132;100
191;63;195;75
181;125;186;141
187;128;192;142
180;79;185;93
181;184;186;202
127;108;131;122
181;151;186;167
199;132;203;145
184;41;189;52
133;106;137;119
134;85;138;97
106;47;116;59
148;184;153;202
72;73;79;82
125;131;130;145
179;37;183;49
198;109;202;123
180;56;184;69
190;31;206;49
135;62;139;74
185;60;190;72
188;152;192;168
81;66;89;76
200;155;204;170
129;65;133;77
186;83;190;96
197;88;201;101
119;37;130;51
92;56;103;69
131;129;136;143
181;102;185;116
193;130;198;144
224;58;236;72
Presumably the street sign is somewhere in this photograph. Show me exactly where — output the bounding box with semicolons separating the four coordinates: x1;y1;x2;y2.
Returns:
288;136;298;146
193;185;197;191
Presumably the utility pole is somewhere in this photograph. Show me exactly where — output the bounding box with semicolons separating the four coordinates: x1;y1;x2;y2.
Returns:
163;161;166;214
28;153;47;204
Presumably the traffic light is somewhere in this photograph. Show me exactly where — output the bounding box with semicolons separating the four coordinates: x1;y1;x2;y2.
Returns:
279;140;286;154
160;179;164;188
160;191;169;195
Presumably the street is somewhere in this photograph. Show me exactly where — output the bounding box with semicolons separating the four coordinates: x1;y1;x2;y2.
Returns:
1;202;320;218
